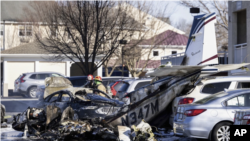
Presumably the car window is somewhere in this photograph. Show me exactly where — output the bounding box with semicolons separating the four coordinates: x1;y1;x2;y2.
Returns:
226;97;239;106
109;82;115;87
118;82;130;92
60;94;71;102
48;94;59;102
37;74;50;79
114;82;124;91
29;74;36;79
237;82;250;89
134;81;150;90
44;95;52;102
194;92;227;104
103;80;114;87
51;73;62;77
226;93;250;107
201;82;231;94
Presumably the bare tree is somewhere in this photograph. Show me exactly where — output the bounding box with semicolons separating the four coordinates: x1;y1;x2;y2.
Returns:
101;1;178;77
174;18;192;36
124;30;181;77
101;1;174;77
179;1;228;47
25;1;139;75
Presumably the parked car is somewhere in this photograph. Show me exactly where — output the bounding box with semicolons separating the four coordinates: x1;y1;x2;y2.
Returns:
174;89;250;141
66;76;88;87
102;77;134;87
234;109;250;125
171;76;250;125
0;103;5;124
100;77;134;96
116;78;152;99
14;72;65;98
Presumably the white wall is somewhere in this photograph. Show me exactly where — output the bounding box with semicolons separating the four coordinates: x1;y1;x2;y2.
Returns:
39;62;66;76
141;47;185;60
7;61;35;89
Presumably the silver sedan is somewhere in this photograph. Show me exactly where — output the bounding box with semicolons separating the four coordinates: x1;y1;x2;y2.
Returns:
174;89;250;141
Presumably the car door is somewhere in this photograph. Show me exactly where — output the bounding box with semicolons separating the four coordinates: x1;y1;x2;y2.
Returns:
226;93;250;119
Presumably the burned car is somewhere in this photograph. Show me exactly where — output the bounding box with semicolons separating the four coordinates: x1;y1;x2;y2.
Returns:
12;87;125;140
0;103;5;124
36;87;125;120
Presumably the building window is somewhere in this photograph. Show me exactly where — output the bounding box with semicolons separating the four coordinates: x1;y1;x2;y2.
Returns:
237;10;246;44
0;25;3;36
153;51;159;56
26;25;32;36
172;51;177;54
19;25;32;37
50;26;58;37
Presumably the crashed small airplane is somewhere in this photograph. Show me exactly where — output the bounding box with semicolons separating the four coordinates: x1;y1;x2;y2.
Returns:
12;12;249;140
105;12;249;127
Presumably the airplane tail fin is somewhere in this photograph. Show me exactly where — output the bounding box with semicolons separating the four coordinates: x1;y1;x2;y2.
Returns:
182;13;218;66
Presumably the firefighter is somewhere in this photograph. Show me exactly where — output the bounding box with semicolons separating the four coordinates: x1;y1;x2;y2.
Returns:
94;76;107;97
85;74;94;88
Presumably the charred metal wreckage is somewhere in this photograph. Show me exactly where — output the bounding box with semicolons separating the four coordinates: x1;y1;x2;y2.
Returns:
1;104;6;123
11;62;249;140
12;77;123;140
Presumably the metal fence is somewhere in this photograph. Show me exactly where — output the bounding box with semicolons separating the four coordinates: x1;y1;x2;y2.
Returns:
161;52;229;65
234;43;247;64
161;52;185;65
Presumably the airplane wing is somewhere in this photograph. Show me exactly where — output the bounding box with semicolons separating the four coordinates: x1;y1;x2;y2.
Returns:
146;63;250;77
145;65;204;77
200;63;250;76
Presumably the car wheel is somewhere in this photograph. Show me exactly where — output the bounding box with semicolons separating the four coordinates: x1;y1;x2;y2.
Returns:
28;87;37;98
212;122;231;141
73;113;79;121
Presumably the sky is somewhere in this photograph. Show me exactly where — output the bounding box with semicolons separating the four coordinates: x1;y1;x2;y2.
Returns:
149;1;194;25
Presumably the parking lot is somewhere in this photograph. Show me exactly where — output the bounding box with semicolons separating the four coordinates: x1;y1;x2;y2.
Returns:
4;72;249;141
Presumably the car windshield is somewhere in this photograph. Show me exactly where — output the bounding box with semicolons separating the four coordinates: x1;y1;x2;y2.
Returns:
118;82;130;92
193;92;227;104
109;82;115;87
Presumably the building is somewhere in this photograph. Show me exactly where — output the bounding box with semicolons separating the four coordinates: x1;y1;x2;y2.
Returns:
228;1;250;75
0;1;103;97
1;1;186;96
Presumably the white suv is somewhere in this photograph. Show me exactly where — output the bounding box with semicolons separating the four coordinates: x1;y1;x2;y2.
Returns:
14;72;65;98
170;76;250;125
116;78;152;99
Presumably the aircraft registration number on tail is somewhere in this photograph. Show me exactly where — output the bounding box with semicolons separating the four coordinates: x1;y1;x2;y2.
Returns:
121;99;159;126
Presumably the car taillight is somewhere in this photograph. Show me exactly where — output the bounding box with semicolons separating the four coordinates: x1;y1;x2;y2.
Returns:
243;114;250;124
20;75;26;83
184;109;206;117
111;81;120;96
16;81;18;84
178;98;195;105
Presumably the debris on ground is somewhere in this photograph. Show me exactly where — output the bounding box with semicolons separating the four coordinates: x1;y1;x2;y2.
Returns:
131;120;156;141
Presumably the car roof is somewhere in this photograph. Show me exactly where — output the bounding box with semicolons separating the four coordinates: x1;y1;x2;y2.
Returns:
23;71;63;75
202;76;250;83
124;78;152;84
102;77;135;81
102;76;134;79
66;76;87;78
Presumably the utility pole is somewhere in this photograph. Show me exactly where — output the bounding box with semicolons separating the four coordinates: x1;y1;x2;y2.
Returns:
119;40;127;76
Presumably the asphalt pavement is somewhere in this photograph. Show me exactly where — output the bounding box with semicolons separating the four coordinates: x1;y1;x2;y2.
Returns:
1;96;39;123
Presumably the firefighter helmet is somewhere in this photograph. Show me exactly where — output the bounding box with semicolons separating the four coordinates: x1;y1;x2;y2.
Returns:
94;76;102;82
